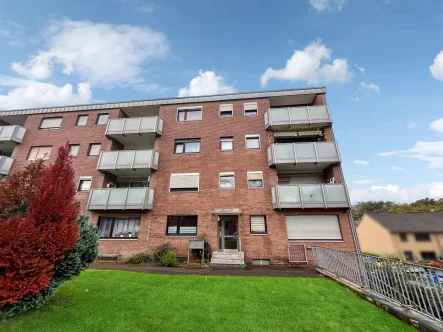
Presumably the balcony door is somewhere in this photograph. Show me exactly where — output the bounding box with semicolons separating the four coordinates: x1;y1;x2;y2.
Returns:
218;215;238;252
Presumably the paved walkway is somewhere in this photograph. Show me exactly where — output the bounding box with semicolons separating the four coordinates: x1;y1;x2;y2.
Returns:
89;262;320;278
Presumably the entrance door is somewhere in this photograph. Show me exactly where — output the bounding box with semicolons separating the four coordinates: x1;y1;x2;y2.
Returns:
218;216;238;252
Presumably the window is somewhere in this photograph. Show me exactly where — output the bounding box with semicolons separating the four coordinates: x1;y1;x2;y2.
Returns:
220;104;233;117
220;136;234;151
177;108;202;121
170;173;199;192
403;251;413;261
40;117;62;130
421;251;437;261
96;113;109;125
244;102;258;116
69;144;80;157
286;215;342;240
166;215;198;236
87;143;101;156
415;233;431;242
98;216;140;239
247;171;264;189
174;139;201;154
78;177;92;191
27;146;52;161
76;115;88;126
220;173;235;189
399;233;408;242
245;135;260;149
250;215;267;234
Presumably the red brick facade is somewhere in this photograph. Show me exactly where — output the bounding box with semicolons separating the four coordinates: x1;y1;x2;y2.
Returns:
7;92;357;264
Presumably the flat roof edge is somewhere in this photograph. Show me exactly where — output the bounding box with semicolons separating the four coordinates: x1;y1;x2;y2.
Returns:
0;87;326;117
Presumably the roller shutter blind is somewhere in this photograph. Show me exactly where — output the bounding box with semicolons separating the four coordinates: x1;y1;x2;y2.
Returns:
285;215;342;240
244;102;258;110
40;117;62;129
250;216;266;234
170;173;199;191
247;172;263;181
220;104;233;112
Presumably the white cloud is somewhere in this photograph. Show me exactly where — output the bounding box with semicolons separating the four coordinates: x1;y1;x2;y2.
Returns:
430;51;443;81
11;19;169;87
350;182;443;204
308;0;346;12
0;21;26;47
430;118;443;133
353;160;369;166
178;70;236;97
408;122;416;129
379;141;443;168
438;173;443;176
359;82;380;93
391;167;404;171
0;76;92;110
354;64;365;73
260;40;352;86
136;4;155;13
353;179;375;184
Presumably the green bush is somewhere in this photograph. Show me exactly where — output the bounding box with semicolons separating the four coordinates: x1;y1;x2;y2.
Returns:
161;251;178;267
191;236;211;263
127;253;151;264
153;243;172;263
361;251;381;257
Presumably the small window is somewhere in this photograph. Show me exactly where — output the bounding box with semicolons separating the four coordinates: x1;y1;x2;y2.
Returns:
98;216;140;239
415;233;431;242
399;233;407;242
96;114;109;125
170;173;199;192
220;137;234;151
247;171;264;189
78;177;92;191
177;108;202;121
27;146;52;161
166;215;198;236
252;259;271;266
174;139;201;154
244;102;258;116
40;117;62;130
250;215;267;234
88;143;101;156
403;251;413;261
245;135;260;149
69;144;80;157
220;173;235;189
421;251;437;261
220;104;233;118
76;115;88;126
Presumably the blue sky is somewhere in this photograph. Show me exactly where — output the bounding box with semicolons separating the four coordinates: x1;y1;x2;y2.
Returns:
1;0;443;203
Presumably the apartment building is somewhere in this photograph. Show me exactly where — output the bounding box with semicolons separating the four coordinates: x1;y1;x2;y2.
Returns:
0;87;358;266
357;212;443;261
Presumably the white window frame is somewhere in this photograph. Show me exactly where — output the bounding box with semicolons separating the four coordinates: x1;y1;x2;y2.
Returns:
250;215;267;235
169;173;200;192
69;144;80;157
39;117;63;130
245;134;261;150
27;146;52;161
220;136;234;151
219;172;235;190
285;215;343;241
244;102;258;116
76;115;88;127
176;106;203;122
78;176;92;192
247;171;264;189
219;104;233;118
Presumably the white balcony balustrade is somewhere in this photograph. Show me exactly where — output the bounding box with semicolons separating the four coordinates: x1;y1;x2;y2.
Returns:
87;187;154;210
98;150;159;176
264;105;331;131
0;125;26;152
0;156;14;176
105;116;163;146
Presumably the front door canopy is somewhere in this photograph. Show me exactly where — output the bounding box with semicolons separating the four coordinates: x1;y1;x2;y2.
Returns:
211;208;242;215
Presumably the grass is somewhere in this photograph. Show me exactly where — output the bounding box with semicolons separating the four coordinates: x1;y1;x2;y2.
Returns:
1;270;414;332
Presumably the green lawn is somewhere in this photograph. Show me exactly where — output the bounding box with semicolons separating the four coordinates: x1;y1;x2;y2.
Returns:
1;270;413;332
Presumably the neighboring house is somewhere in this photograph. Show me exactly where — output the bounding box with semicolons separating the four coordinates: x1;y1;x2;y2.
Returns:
0;87;358;266
357;212;443;261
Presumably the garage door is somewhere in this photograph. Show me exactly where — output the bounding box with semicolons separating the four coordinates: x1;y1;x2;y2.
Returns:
286;215;342;240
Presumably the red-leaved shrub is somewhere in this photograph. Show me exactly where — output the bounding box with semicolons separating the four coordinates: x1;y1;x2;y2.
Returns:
0;143;79;307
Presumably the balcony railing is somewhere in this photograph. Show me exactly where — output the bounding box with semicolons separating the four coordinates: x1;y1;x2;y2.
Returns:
0;125;26;151
264;105;331;130
271;184;350;209
0;156;14;176
87;188;154;210
105;116;163;136
267;142;340;167
98;150;159;173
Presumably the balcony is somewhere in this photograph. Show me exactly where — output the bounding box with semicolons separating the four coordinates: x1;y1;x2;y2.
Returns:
268;142;340;171
87;188;154;210
105;116;163;146
98;150;159;176
0;125;27;152
264;105;331;131
271;184;350;209
0;156;14;176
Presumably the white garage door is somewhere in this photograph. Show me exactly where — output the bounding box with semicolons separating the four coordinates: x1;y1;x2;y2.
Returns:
286;215;342;240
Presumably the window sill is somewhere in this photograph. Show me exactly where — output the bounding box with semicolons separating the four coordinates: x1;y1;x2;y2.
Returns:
165;235;198;238
288;240;344;243
220;150;234;152
250;234;268;236
220;188;235;190
100;238;139;241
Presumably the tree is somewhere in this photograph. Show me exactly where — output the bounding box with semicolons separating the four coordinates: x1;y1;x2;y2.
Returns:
352;201;397;220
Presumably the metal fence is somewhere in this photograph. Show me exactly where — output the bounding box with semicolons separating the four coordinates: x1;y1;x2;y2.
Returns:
312;246;443;322
288;244;308;264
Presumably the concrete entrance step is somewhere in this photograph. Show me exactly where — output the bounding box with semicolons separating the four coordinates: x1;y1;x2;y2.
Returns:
210;251;245;268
